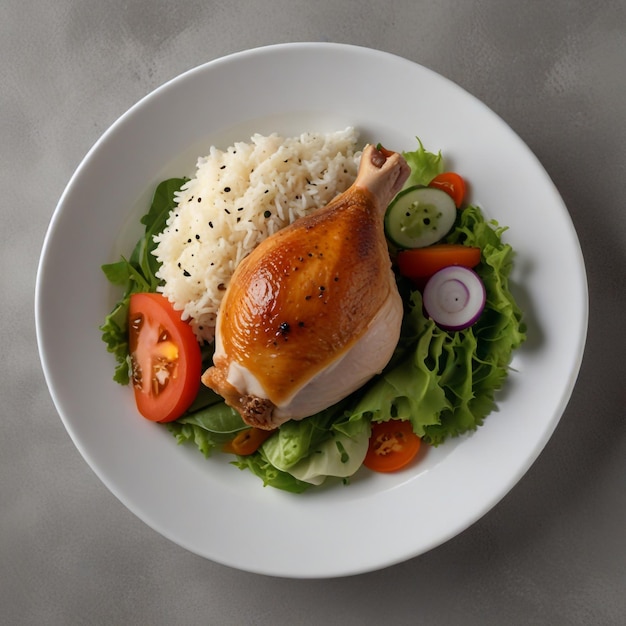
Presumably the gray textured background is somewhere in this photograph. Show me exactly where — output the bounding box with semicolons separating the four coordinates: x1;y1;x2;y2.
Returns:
3;1;625;624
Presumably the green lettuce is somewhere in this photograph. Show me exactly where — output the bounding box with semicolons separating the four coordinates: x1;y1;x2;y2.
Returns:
167;400;248;457
169;202;525;491
402;137;444;188
100;142;526;493
231;409;370;493
231;453;312;493
99;178;187;383
351;205;526;445
266;428;370;486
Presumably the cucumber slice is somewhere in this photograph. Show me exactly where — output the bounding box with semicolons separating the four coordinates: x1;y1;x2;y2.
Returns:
384;186;456;249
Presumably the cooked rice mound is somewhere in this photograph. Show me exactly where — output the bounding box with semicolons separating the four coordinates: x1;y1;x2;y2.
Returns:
153;128;361;342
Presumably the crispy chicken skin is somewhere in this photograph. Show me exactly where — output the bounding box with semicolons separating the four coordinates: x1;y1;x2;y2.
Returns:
202;144;410;429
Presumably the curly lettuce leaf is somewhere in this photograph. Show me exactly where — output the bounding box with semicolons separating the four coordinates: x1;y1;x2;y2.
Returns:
351;296;450;436
350;204;525;445
402;137;444;188
231;454;312;494
166;422;226;458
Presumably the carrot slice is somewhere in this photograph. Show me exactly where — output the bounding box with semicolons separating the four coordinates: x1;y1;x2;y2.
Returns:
223;427;274;455
397;244;481;289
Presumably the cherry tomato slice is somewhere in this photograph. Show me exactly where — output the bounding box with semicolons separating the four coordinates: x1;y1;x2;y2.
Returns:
429;172;466;208
363;420;421;473
397;244;481;290
128;293;202;423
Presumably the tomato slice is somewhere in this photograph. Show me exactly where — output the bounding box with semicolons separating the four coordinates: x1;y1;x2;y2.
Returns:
429;172;466;208
397;244;481;289
363;420;421;473
128;293;202;423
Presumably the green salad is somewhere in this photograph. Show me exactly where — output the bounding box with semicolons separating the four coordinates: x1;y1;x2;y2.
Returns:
101;139;526;493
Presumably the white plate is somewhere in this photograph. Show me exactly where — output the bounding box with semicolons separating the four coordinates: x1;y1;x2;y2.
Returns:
35;43;588;578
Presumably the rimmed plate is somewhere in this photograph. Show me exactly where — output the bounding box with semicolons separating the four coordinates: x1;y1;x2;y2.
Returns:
35;43;587;578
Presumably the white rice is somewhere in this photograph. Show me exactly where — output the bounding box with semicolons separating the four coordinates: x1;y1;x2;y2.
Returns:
153;128;361;342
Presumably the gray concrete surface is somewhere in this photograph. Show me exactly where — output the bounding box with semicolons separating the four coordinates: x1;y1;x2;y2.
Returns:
2;1;625;624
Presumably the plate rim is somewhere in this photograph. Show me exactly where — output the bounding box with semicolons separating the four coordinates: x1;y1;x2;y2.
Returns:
35;41;589;578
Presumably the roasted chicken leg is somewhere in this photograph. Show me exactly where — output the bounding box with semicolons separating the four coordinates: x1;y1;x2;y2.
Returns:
202;144;411;429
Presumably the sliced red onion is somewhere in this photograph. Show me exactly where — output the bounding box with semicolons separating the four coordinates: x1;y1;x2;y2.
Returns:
422;266;486;331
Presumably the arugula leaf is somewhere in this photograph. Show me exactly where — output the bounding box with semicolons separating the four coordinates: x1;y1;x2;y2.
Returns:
178;403;247;434
165;400;247;459
139;178;185;287
99;178;188;384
